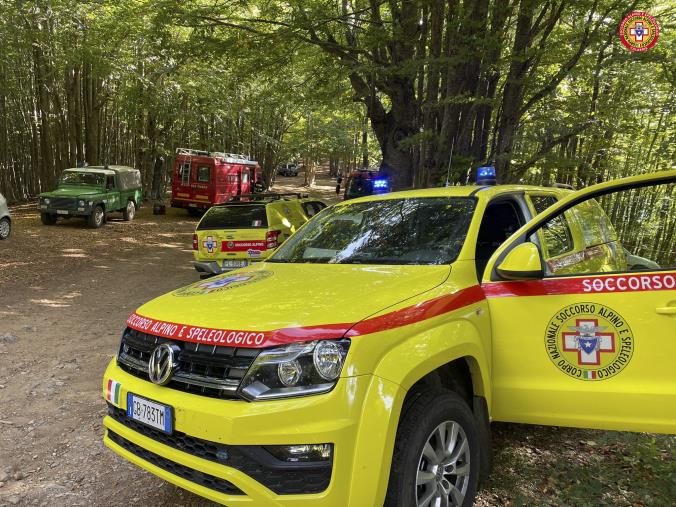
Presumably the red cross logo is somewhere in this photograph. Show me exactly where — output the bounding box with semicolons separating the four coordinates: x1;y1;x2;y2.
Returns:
562;319;615;366
629;22;649;42
203;236;217;253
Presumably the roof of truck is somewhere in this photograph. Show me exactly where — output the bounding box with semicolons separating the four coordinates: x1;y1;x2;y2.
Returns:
340;184;572;205
64;165;138;174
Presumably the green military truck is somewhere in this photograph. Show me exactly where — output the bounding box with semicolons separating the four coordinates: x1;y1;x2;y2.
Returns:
39;166;142;228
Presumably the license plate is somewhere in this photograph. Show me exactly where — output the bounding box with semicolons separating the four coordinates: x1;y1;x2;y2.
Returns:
222;260;248;268
56;210;69;215
127;393;173;433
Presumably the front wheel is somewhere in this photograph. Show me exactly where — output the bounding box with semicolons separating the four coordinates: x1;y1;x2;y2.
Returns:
41;213;57;226
385;390;480;507
123;200;136;221
0;217;10;239
87;205;105;228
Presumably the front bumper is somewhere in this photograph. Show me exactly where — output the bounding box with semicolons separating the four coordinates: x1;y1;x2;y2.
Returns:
102;359;385;506
193;260;240;276
39;205;90;217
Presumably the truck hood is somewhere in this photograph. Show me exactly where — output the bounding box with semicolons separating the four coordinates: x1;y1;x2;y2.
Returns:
40;186;103;198
129;262;453;348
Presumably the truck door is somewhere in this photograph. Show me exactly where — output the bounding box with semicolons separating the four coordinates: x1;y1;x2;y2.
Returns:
482;172;675;434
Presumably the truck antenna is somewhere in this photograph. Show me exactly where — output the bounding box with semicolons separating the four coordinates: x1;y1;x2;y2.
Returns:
445;139;454;187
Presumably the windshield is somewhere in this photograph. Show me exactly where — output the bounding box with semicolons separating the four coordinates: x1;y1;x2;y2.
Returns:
197;204;269;230
59;171;105;187
270;197;475;265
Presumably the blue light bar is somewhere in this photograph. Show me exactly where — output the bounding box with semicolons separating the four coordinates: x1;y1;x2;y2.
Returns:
373;179;389;190
477;165;496;185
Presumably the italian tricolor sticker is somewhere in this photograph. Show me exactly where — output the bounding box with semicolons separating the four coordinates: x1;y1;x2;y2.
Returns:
584;371;597;380
106;379;122;406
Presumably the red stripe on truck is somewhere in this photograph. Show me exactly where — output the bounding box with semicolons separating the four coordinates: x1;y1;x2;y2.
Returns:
221;240;267;252
483;271;675;297
125;285;486;348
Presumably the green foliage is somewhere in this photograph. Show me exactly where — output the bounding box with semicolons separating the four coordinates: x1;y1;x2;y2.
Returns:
0;0;674;201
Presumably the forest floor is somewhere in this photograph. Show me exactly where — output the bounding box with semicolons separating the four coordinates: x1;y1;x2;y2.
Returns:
0;171;673;507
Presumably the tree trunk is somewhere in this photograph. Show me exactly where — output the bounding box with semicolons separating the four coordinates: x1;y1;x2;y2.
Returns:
494;0;536;183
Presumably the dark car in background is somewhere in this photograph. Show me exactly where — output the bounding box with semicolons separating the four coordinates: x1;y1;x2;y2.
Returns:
344;169;391;200
277;163;299;177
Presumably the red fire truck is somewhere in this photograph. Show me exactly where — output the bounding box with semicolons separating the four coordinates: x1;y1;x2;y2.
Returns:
171;148;262;215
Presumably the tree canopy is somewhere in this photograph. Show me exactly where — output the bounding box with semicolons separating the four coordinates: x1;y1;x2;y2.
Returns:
0;0;673;201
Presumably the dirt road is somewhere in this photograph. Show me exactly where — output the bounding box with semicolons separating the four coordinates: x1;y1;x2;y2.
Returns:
0;173;672;506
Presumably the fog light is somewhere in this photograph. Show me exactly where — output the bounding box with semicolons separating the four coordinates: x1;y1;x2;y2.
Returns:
277;360;301;386
265;444;333;462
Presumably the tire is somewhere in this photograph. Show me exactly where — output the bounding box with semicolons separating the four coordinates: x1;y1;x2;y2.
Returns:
88;205;105;229
0;217;10;239
41;213;57;226
188;208;203;218
385;389;480;507
123;200;136;221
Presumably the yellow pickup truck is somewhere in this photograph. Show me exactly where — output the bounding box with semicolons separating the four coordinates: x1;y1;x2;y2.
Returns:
192;194;327;277
102;170;675;506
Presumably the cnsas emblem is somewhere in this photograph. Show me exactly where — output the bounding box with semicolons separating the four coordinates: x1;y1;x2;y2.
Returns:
173;270;273;296
619;11;659;52
545;303;633;381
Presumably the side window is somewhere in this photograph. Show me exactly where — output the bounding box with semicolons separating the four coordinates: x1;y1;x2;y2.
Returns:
106;175;115;190
302;202;326;217
532;181;674;276
529;195;558;214
540;212;574;259
476;199;525;280
197;166;210;183
528;193;574;260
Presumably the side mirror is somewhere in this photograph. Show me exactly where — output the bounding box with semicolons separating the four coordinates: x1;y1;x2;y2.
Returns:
496;242;544;280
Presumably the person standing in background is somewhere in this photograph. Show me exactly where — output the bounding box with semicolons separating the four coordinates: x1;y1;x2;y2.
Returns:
336;175;343;196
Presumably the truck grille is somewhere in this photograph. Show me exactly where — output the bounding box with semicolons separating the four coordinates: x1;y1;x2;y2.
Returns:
117;328;259;399
107;430;244;495
48;197;77;209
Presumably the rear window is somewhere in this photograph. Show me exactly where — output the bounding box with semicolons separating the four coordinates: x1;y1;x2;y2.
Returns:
197;205;268;230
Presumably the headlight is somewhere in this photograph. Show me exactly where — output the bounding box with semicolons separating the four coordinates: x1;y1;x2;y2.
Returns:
44;198;50;205
239;339;350;401
78;200;85;207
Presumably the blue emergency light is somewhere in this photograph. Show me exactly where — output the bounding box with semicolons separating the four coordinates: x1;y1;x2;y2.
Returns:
477;165;496;186
373;178;389;190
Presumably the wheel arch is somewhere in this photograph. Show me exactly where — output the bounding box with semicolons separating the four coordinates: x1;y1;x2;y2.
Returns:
372;318;491;405
348;320;492;505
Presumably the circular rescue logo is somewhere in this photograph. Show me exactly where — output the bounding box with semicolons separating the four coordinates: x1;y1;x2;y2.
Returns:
619;12;659;52
173;270;273;297
545;303;633;381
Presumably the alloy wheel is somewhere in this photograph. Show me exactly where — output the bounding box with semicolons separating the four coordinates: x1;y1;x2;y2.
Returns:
416;420;471;507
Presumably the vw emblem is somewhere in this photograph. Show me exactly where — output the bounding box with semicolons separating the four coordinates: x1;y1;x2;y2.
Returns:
148;344;179;385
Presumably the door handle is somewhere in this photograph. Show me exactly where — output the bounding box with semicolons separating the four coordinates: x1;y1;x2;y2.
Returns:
655;306;676;315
